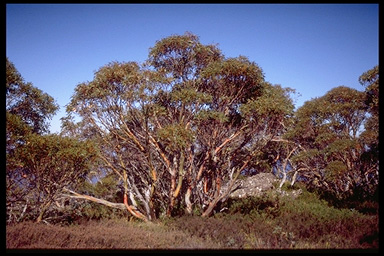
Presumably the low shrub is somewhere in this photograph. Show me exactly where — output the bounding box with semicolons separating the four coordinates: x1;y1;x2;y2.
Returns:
223;191;283;218
270;189;379;248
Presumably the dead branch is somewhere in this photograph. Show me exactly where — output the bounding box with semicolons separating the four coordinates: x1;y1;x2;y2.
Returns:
61;187;126;210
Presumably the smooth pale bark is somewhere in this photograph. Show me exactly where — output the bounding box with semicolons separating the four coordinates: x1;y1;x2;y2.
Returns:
62;188;149;222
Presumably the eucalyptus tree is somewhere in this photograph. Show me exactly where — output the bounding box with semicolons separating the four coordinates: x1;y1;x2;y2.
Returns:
7;58;56;223
358;65;379;198
6;58;97;223
6;57;59;178
64;32;295;220
11;134;98;223
286;85;373;200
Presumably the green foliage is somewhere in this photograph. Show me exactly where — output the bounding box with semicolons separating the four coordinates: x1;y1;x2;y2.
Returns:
77;202;127;221
324;160;347;179
195;109;228;123
292;86;366;142
224;192;283;218
169;83;212;105
6;113;33;167
240;83;295;119
6;58;82;223
359;65;378;116
81;175;120;200
6;58;59;134
6;132;99;223
358;66;379;178
17;134;98;180
148;31;223;80
156;124;194;152
200;56;264;101
277;180;304;191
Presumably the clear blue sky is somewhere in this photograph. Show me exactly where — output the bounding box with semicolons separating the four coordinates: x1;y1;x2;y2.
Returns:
6;4;378;134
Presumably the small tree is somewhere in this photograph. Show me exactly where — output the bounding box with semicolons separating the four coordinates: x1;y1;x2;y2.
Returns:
11;134;99;223
6;58;99;223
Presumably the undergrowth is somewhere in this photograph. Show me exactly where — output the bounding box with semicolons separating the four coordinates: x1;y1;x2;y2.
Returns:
167;188;378;249
7;188;378;249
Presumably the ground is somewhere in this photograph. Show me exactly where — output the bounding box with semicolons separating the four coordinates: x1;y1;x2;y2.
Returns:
6;219;218;249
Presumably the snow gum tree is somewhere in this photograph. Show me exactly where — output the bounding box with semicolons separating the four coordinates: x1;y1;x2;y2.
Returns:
6;58;97;223
286;83;378;201
64;32;295;220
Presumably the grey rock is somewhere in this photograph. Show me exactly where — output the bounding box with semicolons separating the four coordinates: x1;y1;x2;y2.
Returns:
227;173;302;199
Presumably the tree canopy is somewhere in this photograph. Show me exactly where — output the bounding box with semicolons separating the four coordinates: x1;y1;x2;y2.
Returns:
6;58;59;134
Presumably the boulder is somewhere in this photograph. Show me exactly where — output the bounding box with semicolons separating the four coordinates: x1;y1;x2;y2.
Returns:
227;172;302;199
229;173;278;199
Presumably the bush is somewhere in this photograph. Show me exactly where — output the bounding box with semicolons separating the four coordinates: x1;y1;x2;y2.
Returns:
223;191;283;218
271;189;379;248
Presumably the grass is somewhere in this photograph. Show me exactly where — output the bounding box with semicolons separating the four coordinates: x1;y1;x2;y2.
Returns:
6;188;378;250
6;219;219;249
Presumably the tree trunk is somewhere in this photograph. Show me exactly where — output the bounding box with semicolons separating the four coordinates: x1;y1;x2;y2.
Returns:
167;172;177;216
201;197;220;217
290;171;298;187
279;171;287;189
123;194;149;222
201;157;250;217
201;176;222;217
36;201;51;223
185;187;193;215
